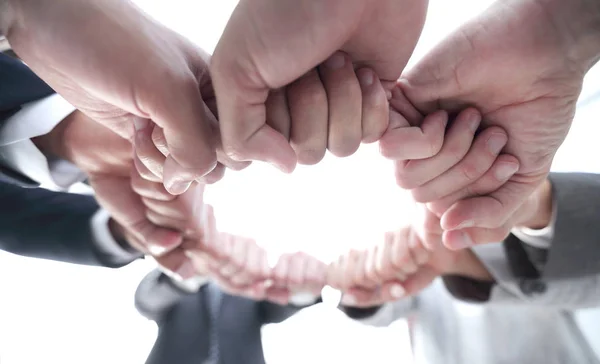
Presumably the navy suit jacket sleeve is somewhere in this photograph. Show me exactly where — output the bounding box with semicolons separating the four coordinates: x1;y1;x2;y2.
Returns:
0;53;54;124
0;181;133;268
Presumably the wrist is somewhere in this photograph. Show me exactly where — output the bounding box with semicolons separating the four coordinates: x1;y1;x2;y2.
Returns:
517;179;553;230
108;218;141;254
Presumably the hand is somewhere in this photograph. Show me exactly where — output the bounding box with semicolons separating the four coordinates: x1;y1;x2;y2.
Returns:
210;0;428;171
336;209;491;308
3;0;227;194
398;0;600;246
267;252;328;305
33;111;186;263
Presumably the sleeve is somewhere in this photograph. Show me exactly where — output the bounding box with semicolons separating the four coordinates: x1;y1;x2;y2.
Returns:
90;209;143;267
0;94;85;189
338;297;416;327
134;270;209;322
258;295;322;325
0;181;138;268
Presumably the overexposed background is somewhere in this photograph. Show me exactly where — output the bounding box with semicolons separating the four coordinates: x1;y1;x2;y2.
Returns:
2;0;600;363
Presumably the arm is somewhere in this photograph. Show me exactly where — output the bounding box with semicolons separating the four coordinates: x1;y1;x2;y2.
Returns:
134;270;209;322
0;181;140;267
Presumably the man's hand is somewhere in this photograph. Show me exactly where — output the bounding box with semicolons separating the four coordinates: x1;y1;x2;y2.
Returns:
211;0;428;171
265;252;328;305
3;0;224;194
33;111;184;261
398;0;600;247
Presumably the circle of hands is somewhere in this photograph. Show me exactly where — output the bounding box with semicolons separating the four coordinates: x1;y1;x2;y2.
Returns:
5;0;592;306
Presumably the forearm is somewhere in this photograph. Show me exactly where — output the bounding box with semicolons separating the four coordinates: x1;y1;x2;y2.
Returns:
0;0;13;35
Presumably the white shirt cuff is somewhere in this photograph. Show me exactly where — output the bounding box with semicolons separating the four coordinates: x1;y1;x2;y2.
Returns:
289;291;319;306
0;94;84;189
91;209;141;264
510;196;557;249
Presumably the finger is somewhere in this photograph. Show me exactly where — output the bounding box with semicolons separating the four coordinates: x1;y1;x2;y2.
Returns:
141;197;188;221
230;236;249;268
389;228;418;276
155;247;196;280
443;225;513;250
352;249;371;289
266;89;292;141
326;255;344;289
407;228;429;265
341;249;361;289
201;163;227;185
441;177;543;231
90;175;182;256
130;169;175;201
287;69;329;165
264;286;291;306
319;52;362;157
392;108;480;189
305;257;327;290
273;254;291;284
356;68;389;143
384;266;437;297
134;154;162;183
145;210;188;232
374;232;396;281
287;252;307;286
411;126;508;203
151;125;169;157
133;120;166;180
243;242;267;281
427;154;520;216
364;245;381;287
149;76;218;194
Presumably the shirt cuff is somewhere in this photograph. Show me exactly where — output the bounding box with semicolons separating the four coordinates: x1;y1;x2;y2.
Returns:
91;209;142;265
0;94;85;189
510;196;557;249
289;291;320;306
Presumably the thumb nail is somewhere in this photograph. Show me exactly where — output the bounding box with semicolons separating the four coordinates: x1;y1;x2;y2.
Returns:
166;180;192;195
390;284;405;298
134;118;149;131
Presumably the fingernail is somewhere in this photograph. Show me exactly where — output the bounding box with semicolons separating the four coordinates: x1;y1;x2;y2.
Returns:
453;220;475;230
390;284;405;298
495;162;519;181
167;180;192;195
453;231;474;249
176;260;196;280
469;114;481;132
134;118;148;131
325;52;345;70
358;70;374;87
341;294;356;306
487;134;507;154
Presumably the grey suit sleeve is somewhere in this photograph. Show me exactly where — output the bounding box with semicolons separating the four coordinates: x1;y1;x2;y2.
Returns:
134;270;194;322
544;172;600;278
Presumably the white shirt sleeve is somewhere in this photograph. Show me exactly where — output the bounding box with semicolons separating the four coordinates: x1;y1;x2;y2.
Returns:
510;196;558;249
91;209;142;265
0;94;86;189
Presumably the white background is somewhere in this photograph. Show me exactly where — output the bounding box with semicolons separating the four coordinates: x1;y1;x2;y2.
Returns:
2;0;600;363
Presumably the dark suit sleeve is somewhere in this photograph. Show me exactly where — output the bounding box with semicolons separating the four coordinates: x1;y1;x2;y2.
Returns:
0;52;54;125
258;297;322;325
0;181;135;267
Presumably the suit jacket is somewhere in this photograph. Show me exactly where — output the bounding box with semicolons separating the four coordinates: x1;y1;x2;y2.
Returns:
0;52;54;187
136;270;319;364
0;180;137;267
